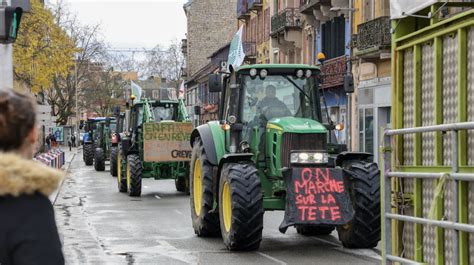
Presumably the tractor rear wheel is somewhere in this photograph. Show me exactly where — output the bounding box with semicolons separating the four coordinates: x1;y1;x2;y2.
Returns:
94;148;105;171
219;162;263;251
84;144;94;166
126;154;142;197
110;146;118;177
296;225;335;236
337;161;380;248
116;147;127;193
190;137;220;237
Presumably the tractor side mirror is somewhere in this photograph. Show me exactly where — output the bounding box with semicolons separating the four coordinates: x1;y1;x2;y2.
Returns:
79;120;84;130
344;74;354;93
194;106;201;115
208;73;222;93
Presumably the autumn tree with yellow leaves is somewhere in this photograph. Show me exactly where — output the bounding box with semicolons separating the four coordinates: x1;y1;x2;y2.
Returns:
13;0;77;94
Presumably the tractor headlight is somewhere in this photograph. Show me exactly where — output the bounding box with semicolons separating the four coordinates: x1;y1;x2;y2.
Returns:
250;68;257;77
290;152;329;164
296;69;304;78
260;69;268;78
305;70;312;78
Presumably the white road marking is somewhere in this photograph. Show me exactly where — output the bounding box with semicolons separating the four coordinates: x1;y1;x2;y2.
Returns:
310;237;382;261
256;251;287;265
174;209;183;215
154;195;161;200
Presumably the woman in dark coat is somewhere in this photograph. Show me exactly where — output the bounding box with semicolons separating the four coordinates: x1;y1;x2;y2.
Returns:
0;90;65;265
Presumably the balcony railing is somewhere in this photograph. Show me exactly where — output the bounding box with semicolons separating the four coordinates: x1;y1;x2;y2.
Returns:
299;0;326;14
355;16;391;56
321;55;347;89
270;8;301;36
248;0;263;10
237;0;250;20
243;42;257;58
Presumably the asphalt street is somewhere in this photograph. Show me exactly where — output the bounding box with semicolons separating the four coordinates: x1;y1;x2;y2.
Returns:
54;149;381;265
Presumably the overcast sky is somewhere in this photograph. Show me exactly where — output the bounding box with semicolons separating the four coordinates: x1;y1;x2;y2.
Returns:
47;0;189;49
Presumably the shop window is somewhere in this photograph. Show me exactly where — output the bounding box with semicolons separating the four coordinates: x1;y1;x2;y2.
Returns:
359;107;374;154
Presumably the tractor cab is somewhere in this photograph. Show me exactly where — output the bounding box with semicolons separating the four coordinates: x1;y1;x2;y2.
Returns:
190;64;380;251
115;97;192;196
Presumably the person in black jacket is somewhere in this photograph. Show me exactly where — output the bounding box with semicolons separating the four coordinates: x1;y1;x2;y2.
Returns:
0;90;65;265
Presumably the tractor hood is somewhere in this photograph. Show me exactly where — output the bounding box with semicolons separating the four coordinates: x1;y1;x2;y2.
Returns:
267;117;327;133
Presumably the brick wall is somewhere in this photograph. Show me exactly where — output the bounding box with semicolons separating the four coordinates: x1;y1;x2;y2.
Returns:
185;0;237;78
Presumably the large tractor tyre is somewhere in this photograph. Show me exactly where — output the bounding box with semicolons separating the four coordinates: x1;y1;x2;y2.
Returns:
126;154;142;197
116;148;127;193
219;162;264;251
110;147;118;177
296;225;335;236
175;176;189;193
94;148;106;171
84;144;94;166
190;137;220;237
337;161;380;248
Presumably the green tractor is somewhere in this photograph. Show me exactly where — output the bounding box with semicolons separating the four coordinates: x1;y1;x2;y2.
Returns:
82;117;106;166
116;97;193;196
110;112;125;177
93;117;117;172
189;64;380;251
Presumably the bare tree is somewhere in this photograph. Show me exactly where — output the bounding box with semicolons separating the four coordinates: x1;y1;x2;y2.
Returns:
80;68;127;117
43;1;107;125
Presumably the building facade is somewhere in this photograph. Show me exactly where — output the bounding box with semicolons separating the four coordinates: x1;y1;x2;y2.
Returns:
183;0;237;126
298;0;352;145
350;0;391;163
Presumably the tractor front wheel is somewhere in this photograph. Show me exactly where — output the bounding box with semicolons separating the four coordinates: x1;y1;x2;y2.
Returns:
94;148;105;171
126;154;142;197
116;147;127;192
190;137;220;237
84;144;94;166
110;146;118;177
337;161;380;248
296;225;335;236
219;162;263;251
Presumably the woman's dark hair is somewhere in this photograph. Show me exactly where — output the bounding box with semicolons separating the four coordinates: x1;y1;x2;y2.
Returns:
0;90;36;152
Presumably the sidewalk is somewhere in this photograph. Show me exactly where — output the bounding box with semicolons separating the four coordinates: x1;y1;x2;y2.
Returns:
49;146;79;203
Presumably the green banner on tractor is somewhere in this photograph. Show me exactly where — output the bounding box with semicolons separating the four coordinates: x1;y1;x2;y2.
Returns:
143;122;193;162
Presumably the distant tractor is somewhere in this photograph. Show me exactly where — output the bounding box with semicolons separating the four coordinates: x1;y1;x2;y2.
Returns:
189;64;380;250
82;117;106;166
110;113;125;177
115;97;193;196
93;117;117;172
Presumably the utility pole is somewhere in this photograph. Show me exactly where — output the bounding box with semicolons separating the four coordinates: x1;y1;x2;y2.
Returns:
0;0;13;90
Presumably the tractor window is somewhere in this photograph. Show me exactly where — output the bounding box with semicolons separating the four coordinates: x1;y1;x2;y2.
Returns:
242;75;316;124
136;106;144;126
109;122;117;133
152;104;176;121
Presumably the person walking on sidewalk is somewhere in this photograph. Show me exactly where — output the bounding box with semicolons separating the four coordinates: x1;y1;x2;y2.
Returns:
71;133;76;148
0;90;65;265
67;134;72;151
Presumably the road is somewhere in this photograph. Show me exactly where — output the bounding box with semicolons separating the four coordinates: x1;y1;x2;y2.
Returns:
54;149;381;265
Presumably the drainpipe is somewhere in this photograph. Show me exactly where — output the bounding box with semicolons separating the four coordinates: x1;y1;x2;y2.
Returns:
347;0;353;150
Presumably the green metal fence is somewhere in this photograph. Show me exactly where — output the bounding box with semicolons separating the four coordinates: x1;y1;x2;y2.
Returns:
383;3;474;264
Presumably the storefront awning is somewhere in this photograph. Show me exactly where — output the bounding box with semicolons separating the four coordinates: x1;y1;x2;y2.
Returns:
390;0;440;19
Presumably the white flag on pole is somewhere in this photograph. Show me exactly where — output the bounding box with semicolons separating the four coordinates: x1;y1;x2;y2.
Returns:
178;80;185;99
131;81;143;100
227;25;245;72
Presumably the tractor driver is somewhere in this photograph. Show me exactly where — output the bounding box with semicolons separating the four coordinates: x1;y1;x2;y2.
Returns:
256;85;291;121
